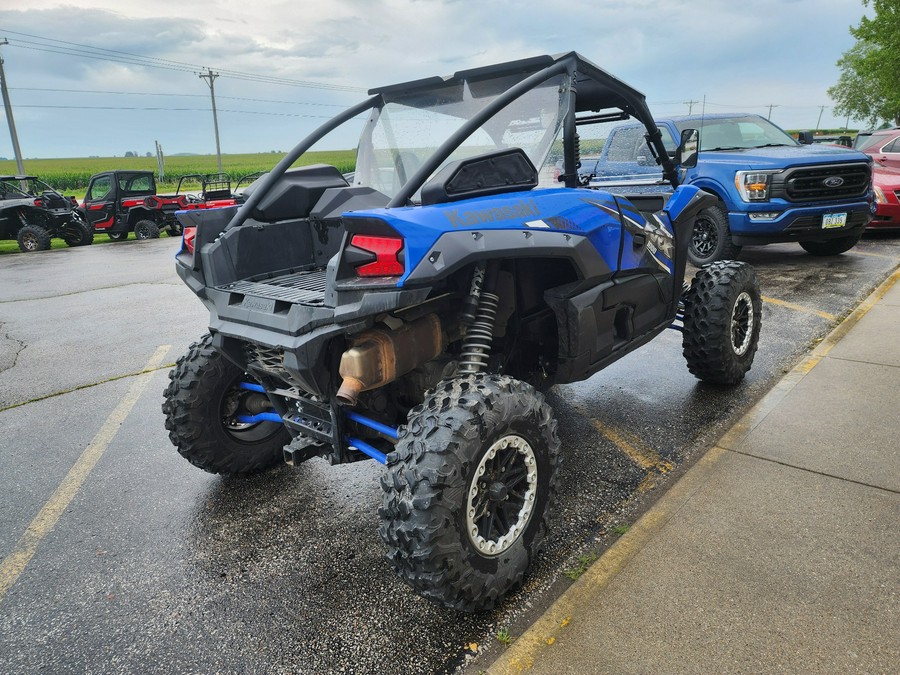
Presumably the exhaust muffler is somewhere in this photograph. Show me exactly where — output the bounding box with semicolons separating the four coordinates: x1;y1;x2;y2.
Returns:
336;313;443;406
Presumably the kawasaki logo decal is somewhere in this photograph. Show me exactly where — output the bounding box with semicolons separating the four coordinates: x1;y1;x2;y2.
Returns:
445;199;540;228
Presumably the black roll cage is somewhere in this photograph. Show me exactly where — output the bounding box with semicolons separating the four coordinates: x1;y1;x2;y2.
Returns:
224;52;679;233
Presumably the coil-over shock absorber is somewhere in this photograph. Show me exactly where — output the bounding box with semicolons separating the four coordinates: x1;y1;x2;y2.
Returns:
458;261;501;374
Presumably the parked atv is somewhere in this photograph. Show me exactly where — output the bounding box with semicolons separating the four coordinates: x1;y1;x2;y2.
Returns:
0;175;93;252
162;52;762;611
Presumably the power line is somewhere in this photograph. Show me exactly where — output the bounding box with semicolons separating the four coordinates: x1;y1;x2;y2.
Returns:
11;104;343;118
1;30;366;92
9;86;347;107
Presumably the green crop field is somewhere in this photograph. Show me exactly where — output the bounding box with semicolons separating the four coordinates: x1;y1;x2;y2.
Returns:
0;150;357;195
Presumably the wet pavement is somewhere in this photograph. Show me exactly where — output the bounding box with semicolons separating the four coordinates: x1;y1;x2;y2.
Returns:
1;234;898;673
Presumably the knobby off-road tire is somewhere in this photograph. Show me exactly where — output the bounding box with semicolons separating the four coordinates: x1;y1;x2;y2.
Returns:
799;236;860;256
134;219;161;240
162;334;290;475
688;203;742;266
63;218;94;247
379;374;561;611
17;223;52;252
107;231;129;241
682;261;762;384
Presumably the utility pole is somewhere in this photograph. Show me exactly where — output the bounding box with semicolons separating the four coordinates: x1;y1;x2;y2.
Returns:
199;68;222;173
815;105;826;132
684;99;699;115
766;104;779;120
0;39;26;176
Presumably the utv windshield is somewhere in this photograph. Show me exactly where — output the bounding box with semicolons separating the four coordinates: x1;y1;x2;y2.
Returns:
353;73;567;199
675;116;798;152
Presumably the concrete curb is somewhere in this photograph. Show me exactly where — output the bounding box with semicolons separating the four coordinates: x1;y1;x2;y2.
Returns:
486;265;900;675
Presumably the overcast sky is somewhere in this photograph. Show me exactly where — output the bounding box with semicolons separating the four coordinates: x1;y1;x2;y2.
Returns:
0;0;874;159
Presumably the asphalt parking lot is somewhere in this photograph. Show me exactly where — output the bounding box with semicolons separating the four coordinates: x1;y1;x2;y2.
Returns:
1;233;898;674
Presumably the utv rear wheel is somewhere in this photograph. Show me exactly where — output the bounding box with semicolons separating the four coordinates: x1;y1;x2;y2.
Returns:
379;374;560;611
682;261;762;384
799;236;860;256
107;231;128;241
134;219;161;240
63;218;94;247
162;334;290;475
17;224;52;252
688;203;741;266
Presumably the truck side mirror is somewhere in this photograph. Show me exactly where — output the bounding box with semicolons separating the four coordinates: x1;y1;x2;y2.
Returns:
675;128;699;169
797;131;815;145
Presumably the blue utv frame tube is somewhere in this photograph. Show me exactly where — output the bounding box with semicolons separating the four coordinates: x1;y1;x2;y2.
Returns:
346;437;388;465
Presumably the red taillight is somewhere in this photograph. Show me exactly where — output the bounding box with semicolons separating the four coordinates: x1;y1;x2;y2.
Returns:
350;234;404;276
33;198;44;207
182;226;197;255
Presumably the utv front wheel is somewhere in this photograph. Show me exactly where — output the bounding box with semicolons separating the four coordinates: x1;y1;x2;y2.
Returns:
17;224;52;252
63;218;94;247
379;374;560;611
134;219;161;240
162;334;290;474
688;203;741;266
799;236;860;256
682;260;762;384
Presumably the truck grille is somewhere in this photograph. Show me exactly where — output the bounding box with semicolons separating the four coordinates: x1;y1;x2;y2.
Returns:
771;162;870;202
219;269;328;306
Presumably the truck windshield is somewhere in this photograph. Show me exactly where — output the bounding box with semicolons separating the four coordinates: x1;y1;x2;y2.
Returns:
675;116;798;151
353;73;567;199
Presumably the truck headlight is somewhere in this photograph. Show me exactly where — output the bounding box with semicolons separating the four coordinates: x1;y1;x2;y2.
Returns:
735;171;777;202
873;186;887;204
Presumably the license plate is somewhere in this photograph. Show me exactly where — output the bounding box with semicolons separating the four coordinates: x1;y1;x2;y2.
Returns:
822;212;847;229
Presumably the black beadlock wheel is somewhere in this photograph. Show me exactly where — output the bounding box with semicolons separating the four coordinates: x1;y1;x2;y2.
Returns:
17;223;52;252
162;334;290;475
134;219;161;240
682;261;762;385
688;203;742;266
63;218;94;247
378;374;561;611
799;236;860;256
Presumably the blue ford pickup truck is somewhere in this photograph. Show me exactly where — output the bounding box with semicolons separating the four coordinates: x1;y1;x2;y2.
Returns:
587;113;873;264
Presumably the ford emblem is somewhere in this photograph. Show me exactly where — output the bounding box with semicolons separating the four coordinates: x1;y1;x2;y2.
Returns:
824;176;845;188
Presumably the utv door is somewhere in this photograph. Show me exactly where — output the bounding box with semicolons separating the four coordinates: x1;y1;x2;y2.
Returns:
83;174;117;231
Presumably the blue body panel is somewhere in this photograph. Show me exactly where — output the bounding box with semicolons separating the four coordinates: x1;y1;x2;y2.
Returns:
344;187;682;285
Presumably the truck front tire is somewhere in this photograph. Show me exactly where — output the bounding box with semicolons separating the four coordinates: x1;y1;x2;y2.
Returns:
799;236;860;256
379;374;560;611
688;203;741;266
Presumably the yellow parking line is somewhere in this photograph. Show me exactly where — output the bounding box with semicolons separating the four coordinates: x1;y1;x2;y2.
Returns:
0;345;171;602
590;419;673;474
850;249;900;260
762;295;836;321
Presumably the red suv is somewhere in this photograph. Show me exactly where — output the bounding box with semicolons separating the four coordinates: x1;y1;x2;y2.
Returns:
859;128;900;170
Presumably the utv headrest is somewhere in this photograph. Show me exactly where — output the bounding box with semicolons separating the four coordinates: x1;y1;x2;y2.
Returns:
243;164;349;221
421;148;538;206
